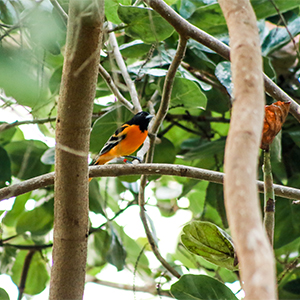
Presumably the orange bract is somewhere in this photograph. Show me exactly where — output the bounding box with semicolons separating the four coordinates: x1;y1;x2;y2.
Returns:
261;101;290;151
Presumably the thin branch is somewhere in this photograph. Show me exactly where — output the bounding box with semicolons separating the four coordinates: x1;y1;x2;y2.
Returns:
263;150;275;246
139;175;181;279
89;278;172;298
98;64;134;112
137;36;187;279
165;113;230;123
1;242;53;250
18;250;36;300
50;0;68;25
108;22;142;113
144;0;300;123
0;117;56;132
1;164;300;201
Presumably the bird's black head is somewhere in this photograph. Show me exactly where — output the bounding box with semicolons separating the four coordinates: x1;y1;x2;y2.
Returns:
127;111;153;132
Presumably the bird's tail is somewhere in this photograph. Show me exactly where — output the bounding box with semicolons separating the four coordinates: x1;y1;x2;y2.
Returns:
89;153;118;182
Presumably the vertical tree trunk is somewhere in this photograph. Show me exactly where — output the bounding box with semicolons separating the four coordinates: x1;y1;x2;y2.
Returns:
49;1;104;299
219;0;276;299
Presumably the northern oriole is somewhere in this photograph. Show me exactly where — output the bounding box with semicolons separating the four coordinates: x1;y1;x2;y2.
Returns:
90;111;153;180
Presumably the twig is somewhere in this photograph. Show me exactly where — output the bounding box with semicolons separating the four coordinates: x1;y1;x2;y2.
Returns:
138;175;181;279
137;37;187;279
50;0;68;25
1;164;300;201
263;150;275;246
17;250;36;300
144;0;300;123
277;256;300;285
1;242;53;250
89;278;172;297
0;117;57;132
108;22;142;113
98;64;134;112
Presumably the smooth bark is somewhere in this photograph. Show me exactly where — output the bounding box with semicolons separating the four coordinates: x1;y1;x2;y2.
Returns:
49;1;104;299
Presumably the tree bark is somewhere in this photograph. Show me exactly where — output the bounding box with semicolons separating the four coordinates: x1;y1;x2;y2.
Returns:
49;1;104;299
219;0;276;299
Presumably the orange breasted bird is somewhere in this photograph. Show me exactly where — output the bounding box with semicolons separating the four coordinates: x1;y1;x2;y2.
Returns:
89;111;153;180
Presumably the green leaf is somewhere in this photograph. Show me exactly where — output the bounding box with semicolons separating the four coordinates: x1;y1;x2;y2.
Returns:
119;40;152;59
40;147;55;165
106;228;127;271
0;0;17;24
88;230;111;266
0;50;48;108
274;175;300;249
90;106;133;154
118;5;174;44
89;179;105;215
282;278;300;295
170;77;207;109
181;221;237;270
0;146;11;187
0;288;10;300
105;0;131;24
11;251;49;295
4;140;51;180
16;199;54;236
262;17;300;56
0;123;16;146
170;274;238;300
188;0;300;35
2;192;31;227
215;61;233;96
183;137;226;161
205;183;228;228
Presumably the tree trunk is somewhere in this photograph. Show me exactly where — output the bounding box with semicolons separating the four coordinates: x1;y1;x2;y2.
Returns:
219;0;276;299
49;1;104;299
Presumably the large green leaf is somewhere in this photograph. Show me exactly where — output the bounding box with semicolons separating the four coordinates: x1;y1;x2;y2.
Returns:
4;140;51;180
215;61;233;96
2;192;31;227
106;228;127;271
0;123;16;146
105;0;131;24
11;251;49;295
262;16;300;56
0;146;11;187
118;5;174;44
0;288;9;300
88;179;105;215
170;77;207;109
205;183;228;228
0;50;48;108
171;274;238;300
188;0;300;35
181;221;237;270
16;199;54;236
0;0;17;24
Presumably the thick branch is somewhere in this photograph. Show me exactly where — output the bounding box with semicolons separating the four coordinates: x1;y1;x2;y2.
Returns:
219;1;276;299
144;0;300;123
1;164;300;201
49;1;104;299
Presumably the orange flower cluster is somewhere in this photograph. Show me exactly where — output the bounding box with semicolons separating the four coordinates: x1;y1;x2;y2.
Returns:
261;101;290;151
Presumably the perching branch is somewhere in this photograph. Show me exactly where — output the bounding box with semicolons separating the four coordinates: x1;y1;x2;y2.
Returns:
263;150;275;246
219;1;276;299
144;0;300;123
1;164;300;202
108;22;142;113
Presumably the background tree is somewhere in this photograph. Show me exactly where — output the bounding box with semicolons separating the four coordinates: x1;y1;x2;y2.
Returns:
0;0;300;299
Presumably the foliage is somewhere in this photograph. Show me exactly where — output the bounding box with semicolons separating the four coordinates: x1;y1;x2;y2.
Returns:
0;0;300;299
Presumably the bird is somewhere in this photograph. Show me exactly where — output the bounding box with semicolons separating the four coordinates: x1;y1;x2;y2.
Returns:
89;111;153;180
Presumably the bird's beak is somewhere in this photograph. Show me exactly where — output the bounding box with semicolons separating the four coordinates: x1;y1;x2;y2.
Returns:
146;114;154;120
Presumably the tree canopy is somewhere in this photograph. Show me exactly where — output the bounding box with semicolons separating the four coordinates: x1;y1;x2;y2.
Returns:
0;0;300;299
